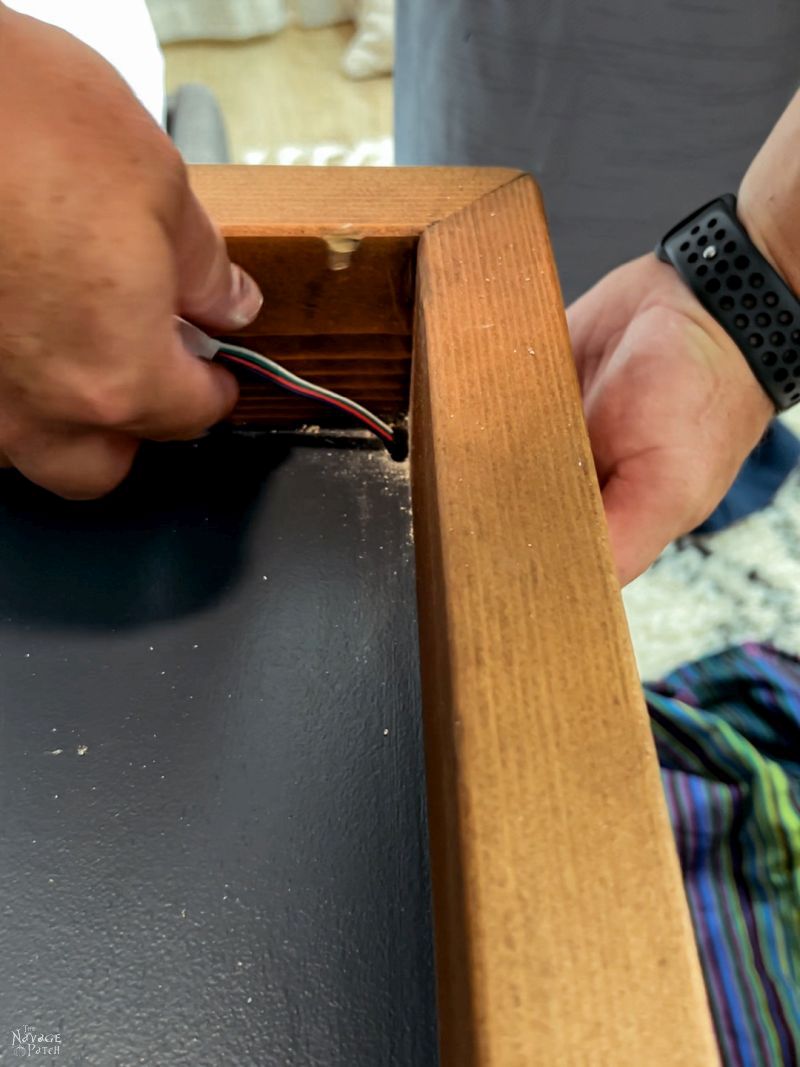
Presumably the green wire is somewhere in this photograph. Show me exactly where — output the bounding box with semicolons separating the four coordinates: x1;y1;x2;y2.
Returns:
216;341;394;439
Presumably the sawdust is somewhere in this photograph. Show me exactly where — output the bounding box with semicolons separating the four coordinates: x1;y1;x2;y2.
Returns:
327;442;414;546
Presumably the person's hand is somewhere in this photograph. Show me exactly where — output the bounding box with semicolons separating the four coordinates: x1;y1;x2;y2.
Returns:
0;6;262;498
568;253;773;585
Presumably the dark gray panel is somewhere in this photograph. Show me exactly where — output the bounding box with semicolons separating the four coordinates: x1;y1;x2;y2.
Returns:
0;434;437;1067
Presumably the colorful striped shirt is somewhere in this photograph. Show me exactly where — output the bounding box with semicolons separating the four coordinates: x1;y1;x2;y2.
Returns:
646;643;800;1066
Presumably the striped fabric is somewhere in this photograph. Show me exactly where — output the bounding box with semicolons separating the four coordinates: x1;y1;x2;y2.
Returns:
645;643;800;1066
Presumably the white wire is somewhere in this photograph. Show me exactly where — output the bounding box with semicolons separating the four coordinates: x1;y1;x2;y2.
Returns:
216;341;395;439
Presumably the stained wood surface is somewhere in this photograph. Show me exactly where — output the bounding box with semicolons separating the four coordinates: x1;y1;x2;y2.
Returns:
191;165;519;235
192;167;519;427
222;235;416;337
228;334;410;426
411;174;719;1066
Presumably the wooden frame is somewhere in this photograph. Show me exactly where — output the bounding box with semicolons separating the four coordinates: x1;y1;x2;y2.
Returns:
191;166;719;1066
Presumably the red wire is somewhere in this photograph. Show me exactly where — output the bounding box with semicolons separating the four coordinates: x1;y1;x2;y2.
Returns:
218;352;393;442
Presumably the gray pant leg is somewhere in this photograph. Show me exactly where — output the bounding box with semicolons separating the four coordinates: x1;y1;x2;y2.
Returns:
395;1;800;301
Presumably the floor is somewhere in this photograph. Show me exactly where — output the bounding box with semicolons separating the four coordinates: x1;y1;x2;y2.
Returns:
163;28;800;684
163;22;393;165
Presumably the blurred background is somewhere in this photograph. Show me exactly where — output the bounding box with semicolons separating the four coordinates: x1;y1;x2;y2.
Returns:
149;0;394;166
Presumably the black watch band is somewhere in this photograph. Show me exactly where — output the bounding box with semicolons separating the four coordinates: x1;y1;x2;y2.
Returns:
656;194;800;411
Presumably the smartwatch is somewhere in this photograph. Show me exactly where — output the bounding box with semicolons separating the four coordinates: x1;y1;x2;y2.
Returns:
656;194;800;410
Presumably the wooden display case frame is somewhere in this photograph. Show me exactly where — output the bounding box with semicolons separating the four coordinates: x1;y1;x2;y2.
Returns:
191;166;718;1067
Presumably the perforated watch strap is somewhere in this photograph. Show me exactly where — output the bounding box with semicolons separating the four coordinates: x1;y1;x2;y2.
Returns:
657;194;800;411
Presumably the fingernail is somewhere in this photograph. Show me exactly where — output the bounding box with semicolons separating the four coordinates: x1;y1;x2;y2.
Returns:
228;265;263;327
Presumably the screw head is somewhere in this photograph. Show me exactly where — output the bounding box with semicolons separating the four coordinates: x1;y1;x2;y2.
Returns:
702;245;717;260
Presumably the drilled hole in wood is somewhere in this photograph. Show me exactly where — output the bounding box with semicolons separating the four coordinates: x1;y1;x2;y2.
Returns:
325;235;362;271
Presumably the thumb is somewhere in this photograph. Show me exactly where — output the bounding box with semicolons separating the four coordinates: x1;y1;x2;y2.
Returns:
173;188;263;330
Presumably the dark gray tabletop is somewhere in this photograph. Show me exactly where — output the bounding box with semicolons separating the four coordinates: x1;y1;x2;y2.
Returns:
0;433;437;1066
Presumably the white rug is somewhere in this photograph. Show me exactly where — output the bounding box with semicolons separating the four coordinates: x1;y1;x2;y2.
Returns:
242;136;394;166
624;410;800;680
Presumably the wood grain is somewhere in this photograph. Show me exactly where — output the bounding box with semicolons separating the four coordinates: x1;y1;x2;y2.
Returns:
222;234;416;336
192;167;521;428
191;165;520;235
226;334;410;426
411;174;719;1066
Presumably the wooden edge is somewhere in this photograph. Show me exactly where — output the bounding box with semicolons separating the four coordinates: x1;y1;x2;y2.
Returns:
191;166;521;429
411;174;719;1066
190;165;523;236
